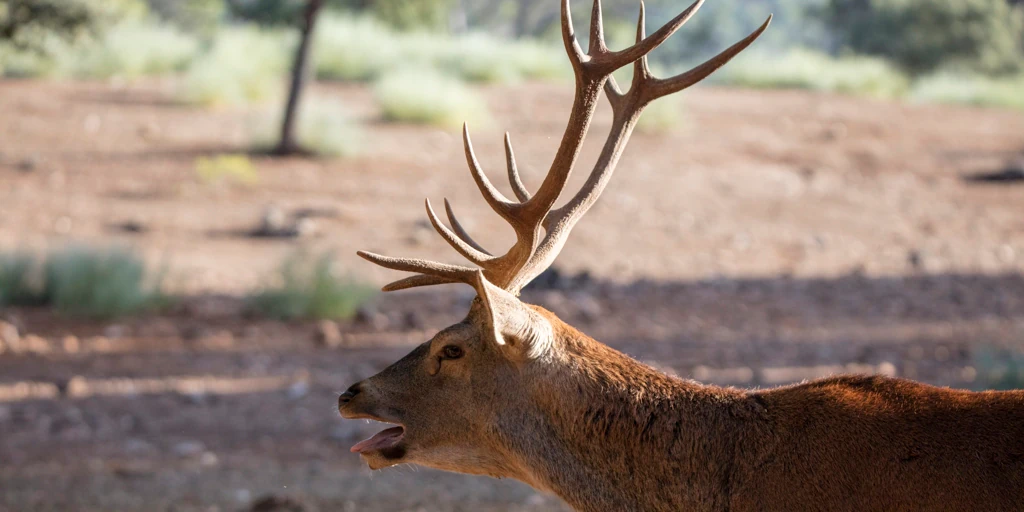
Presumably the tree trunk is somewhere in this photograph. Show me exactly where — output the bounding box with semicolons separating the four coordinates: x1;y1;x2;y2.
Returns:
275;0;324;156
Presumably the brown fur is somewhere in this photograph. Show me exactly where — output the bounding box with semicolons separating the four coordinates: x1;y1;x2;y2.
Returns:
340;304;1024;511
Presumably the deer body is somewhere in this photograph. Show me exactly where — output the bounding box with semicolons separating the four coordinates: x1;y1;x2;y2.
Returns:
503;309;1024;511
338;1;1024;509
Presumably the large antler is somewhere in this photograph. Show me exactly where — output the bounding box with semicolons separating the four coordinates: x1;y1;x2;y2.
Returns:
360;0;771;295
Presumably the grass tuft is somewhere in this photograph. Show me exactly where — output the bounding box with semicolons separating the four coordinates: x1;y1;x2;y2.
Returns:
0;252;42;307
41;246;165;318
195;154;259;186
375;67;490;127
910;72;1024;110
248;252;376;320
0;247;165;318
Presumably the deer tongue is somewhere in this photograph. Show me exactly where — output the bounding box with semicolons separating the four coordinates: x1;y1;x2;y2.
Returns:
351;426;404;453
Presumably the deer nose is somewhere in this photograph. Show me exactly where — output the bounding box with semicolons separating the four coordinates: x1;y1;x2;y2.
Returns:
338;383;362;409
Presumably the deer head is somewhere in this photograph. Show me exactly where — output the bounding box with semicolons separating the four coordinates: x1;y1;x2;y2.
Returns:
339;0;769;481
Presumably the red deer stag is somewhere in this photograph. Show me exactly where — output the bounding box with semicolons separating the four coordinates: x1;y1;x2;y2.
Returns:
339;1;1024;510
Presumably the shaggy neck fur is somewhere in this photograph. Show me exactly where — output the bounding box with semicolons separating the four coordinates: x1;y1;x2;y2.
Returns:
493;308;763;512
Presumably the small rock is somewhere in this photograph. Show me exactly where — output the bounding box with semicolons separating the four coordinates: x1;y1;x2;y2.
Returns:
104;324;129;339
174;440;206;457
402;311;424;330
907;250;923;270
62;335;80;353
20;335;51;354
261;205;287;232
16;156;38;172
287;380;309;400
354;306;389;331
316;320;344;348
249;495;306;512
199;451;219;467
123;438;156;455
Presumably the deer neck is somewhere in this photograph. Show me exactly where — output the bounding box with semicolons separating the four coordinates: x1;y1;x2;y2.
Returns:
496;315;749;512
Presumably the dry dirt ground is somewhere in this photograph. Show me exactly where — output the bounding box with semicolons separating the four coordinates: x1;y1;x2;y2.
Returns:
0;78;1023;511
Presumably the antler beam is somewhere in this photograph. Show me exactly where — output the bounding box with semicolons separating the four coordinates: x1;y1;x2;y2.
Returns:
359;0;771;295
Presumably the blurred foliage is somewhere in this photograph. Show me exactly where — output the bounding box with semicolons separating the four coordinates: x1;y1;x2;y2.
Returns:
65;20;198;79
635;94;686;135
146;0;226;36
720;49;910;99
375;66;490;127
910;71;1024;109
821;0;1024;75
248;251;376;320
0;251;42;307
973;347;1024;390
179;26;291;106
251;96;363;157
0;247;165;318
43;247;165;318
225;0;306;26
314;14;568;83
371;0;453;31
0;0;95;50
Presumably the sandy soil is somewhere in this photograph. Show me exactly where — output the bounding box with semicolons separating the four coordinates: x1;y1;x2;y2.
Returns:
0;78;1023;511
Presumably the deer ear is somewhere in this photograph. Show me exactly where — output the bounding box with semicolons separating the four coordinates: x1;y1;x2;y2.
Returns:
471;271;552;359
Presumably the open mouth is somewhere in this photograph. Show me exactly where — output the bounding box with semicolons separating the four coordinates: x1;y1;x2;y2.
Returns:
350;421;406;455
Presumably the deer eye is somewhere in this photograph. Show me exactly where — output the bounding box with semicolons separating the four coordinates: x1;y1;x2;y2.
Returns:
442;345;464;360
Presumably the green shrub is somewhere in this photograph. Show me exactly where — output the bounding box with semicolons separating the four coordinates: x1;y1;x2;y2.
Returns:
41;246;164;318
314;14;568;85
0;41;65;77
248;252;375;320
821;0;1024;75
0;252;42;307
371;0;454;31
720;49;910;99
179;26;290;107
66;20;198;79
146;0;226;35
375;67;490;127
314;14;402;82
910;71;1024;110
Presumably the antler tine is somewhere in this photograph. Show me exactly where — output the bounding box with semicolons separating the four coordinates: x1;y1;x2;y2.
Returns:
424;199;494;265
561;0;586;68
644;15;773;102
504;133;532;202
357;251;476;281
590;0;704;73
633;1;651;82
463;124;516;221
443;199;492;256
383;274;459;292
589;0;607;54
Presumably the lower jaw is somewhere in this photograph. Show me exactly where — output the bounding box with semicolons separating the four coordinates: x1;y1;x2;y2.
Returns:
362;444;408;469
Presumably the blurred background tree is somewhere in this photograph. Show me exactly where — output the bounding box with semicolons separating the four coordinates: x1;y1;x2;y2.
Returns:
821;0;1024;75
0;0;96;50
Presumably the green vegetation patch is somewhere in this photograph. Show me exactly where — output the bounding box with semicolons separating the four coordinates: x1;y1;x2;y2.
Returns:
248;252;376;321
